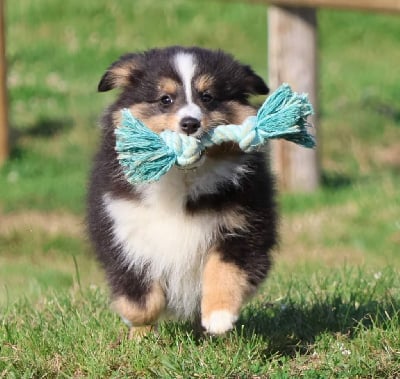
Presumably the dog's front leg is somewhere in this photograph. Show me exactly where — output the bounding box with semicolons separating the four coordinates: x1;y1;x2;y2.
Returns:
201;250;254;335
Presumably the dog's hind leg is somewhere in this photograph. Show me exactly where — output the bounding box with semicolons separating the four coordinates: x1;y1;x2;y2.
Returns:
112;281;166;340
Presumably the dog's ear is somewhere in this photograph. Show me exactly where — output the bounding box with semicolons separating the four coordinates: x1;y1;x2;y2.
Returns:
98;53;143;92
243;66;269;96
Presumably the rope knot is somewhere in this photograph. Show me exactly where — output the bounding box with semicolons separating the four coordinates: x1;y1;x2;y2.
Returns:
160;130;203;166
204;116;258;152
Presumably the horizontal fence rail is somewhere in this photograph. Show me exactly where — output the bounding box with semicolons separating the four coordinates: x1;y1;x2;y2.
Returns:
224;0;400;13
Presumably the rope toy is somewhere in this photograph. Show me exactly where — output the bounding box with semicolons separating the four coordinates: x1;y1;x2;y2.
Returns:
115;83;315;184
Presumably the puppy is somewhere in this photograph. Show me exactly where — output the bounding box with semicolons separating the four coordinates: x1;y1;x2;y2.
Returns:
87;46;277;337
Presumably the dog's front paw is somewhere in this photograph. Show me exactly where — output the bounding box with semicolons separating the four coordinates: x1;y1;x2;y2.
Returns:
201;310;238;335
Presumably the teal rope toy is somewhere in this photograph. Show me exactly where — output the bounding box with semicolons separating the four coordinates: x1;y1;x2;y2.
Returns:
115;83;315;184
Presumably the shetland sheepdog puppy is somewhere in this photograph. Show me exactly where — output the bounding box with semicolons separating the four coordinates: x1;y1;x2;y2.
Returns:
87;46;277;338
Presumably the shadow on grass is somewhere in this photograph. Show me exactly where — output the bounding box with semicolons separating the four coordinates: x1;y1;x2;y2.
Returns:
158;294;398;358
21;118;72;138
321;171;352;189
362;97;400;124
237;296;399;357
8;118;73;158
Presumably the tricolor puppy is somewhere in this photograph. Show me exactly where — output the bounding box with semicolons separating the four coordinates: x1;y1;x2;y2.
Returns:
87;46;277;337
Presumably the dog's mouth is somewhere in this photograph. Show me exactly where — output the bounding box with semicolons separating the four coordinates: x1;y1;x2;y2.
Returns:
176;151;206;171
170;119;241;172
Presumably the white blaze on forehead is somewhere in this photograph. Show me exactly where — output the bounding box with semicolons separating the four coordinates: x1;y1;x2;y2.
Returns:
174;53;196;102
174;52;203;121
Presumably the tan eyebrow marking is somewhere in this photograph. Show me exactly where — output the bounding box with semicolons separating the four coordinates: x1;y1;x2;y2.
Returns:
195;74;215;93
158;77;178;94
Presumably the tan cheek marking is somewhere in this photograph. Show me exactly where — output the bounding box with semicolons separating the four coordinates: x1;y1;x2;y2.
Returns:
203;103;255;130
201;251;254;320
131;105;178;133
128;103;152;119
203;103;257;155
202;111;228;131
113;105;179;133
112;104;150;129
226;102;257;125
111;282;166;326
112;110;122;128
195;75;214;93
140;114;179;133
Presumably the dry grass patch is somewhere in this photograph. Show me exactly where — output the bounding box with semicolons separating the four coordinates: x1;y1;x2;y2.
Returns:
0;210;83;238
278;203;367;267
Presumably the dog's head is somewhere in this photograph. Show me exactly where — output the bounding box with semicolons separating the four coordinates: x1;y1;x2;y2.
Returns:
98;46;268;138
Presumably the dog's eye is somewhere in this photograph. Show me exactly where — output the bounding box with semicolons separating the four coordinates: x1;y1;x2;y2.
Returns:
200;92;213;103
160;95;174;105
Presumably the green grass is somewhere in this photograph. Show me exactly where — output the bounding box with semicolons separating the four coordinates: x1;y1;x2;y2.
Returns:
1;0;400;377
1;267;399;377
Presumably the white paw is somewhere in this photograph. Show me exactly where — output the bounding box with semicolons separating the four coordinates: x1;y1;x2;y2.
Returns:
201;310;238;335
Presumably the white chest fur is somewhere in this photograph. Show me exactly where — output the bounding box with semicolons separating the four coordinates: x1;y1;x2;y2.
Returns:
103;158;249;319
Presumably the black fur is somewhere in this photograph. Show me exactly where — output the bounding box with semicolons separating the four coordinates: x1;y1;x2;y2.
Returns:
87;46;277;330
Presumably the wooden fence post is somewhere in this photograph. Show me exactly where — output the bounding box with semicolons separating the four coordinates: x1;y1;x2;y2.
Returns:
268;5;320;191
0;0;8;165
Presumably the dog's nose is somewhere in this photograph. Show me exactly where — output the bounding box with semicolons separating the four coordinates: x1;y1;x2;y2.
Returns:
180;117;201;135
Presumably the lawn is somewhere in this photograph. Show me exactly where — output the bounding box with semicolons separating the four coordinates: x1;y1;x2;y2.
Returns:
1;0;400;377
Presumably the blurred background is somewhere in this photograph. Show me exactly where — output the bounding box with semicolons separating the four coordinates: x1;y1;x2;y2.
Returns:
1;0;399;306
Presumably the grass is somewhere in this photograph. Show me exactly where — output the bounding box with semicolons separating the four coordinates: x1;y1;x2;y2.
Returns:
1;268;399;377
1;0;400;377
